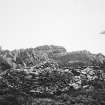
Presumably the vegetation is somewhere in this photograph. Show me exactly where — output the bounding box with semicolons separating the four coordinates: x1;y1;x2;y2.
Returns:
0;45;105;105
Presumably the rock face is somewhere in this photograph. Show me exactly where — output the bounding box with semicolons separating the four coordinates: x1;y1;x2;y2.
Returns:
51;50;105;69
0;45;105;70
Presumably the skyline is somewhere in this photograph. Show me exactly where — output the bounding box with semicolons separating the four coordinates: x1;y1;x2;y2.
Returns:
0;0;105;54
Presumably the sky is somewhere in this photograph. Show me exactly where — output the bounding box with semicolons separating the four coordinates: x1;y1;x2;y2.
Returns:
0;0;105;54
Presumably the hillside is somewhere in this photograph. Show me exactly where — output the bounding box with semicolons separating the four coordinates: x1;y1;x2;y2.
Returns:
0;45;105;105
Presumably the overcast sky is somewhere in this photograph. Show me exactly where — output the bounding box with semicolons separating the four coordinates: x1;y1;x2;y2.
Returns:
0;0;105;54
